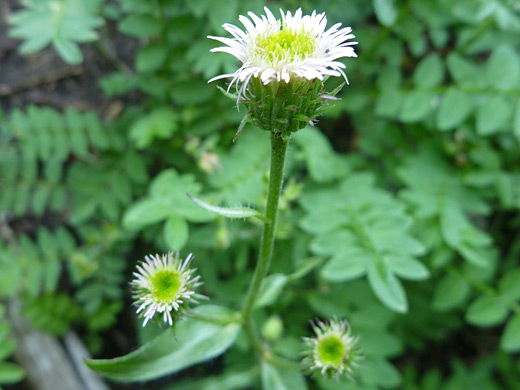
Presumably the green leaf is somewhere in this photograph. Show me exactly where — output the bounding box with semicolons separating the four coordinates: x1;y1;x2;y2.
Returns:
367;261;408;313
375;89;403;118
163;369;257;390
187;194;263;219
432;273;470;311
476;95;514;135
386;255;429;281
302;173;418;312
514;101;520;140
501;312;520;352
86;306;240;382
9;0;103;64
118;14;161;37
53;36;82;64
437;88;474;131
123;199;173;230
320;249;368;282
255;274;288;308
373;0;398;27
123;170;213;230
129;107;179;149
413;53;444;88
486;45;520;91
208;0;238;31
293;127;350;183
170;79;213;105
260;361;307;390
446;53;485;88
0;362;25;385
498;269;520;302
209;131;269;205
399;91;434;123
136;43;168;73
164;216;189;251
465;295;509;327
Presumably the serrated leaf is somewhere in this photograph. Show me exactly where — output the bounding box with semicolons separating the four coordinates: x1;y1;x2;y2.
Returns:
86;306;240;382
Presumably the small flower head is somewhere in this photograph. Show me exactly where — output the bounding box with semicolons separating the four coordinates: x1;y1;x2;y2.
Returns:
131;252;202;327
209;7;357;98
208;7;357;136
302;318;360;379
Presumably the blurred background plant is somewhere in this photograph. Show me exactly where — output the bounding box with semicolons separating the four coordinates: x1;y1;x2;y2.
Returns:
1;0;520;389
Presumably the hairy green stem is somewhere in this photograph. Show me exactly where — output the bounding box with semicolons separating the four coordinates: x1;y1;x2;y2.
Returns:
242;131;290;356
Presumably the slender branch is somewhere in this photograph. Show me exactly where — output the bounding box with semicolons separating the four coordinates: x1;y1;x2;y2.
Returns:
241;131;290;356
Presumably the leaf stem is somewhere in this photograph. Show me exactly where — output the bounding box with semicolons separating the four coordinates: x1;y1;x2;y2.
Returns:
241;131;290;356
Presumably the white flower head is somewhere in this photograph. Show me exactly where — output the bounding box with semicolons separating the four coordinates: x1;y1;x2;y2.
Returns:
303;318;360;379
131;252;202;327
208;7;358;100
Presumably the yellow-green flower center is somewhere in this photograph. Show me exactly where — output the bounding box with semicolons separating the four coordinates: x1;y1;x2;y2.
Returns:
255;27;316;64
317;335;347;366
151;270;181;302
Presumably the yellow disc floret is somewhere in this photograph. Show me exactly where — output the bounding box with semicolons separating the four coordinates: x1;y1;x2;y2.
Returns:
151;270;181;302
254;25;316;65
317;334;347;367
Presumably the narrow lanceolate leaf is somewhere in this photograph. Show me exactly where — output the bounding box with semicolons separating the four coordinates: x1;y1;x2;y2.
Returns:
187;193;264;220
85;306;241;382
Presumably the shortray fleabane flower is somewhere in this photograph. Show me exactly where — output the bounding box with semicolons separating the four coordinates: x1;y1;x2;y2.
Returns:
131;252;202;327
303;318;360;379
208;7;357;136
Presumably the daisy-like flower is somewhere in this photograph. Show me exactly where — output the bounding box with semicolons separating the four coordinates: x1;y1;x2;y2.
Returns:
209;7;357;98
208;7;357;136
302;318;360;379
131;252;202;327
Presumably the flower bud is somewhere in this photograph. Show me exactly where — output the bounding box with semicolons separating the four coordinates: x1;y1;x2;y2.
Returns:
131;252;203;327
209;7;357;137
302;317;360;379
